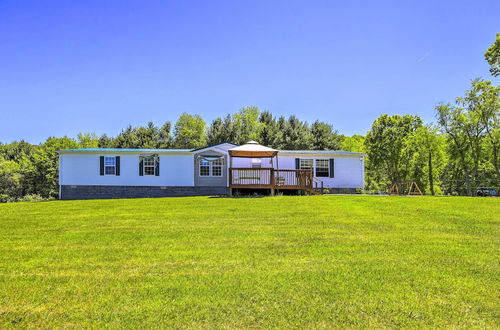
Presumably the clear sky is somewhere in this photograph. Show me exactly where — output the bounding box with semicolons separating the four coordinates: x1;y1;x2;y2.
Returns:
1;0;499;143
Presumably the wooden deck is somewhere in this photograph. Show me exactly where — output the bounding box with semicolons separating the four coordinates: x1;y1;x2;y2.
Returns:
229;168;319;193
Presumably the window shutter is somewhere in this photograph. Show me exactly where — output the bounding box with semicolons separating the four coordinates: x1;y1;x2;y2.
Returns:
295;158;300;169
329;158;335;178
115;156;120;176
155;157;160;176
100;156;104;175
139;158;144;176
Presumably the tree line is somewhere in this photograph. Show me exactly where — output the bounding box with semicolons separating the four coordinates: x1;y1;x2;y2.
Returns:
0;34;498;201
92;108;344;151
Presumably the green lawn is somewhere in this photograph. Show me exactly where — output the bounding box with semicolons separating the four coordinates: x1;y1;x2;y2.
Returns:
0;196;498;328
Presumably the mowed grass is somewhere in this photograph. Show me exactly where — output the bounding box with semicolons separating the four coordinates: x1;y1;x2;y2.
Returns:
0;196;498;328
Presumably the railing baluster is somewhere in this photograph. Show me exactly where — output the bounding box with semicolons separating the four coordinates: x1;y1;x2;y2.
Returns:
230;168;313;190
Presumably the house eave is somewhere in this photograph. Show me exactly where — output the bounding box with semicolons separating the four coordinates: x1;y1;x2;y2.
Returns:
57;148;192;155
278;150;367;157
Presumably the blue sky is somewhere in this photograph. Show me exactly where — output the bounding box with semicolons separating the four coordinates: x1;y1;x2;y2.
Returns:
0;0;498;143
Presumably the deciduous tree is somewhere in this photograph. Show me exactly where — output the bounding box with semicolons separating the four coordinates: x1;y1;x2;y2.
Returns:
365;114;423;186
173;113;206;149
485;33;500;77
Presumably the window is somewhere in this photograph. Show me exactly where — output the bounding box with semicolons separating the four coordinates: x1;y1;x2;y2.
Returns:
199;159;210;176
104;156;116;175
315;159;329;177
251;158;262;168
199;157;223;177
299;159;313;170
211;158;223;176
143;157;156;176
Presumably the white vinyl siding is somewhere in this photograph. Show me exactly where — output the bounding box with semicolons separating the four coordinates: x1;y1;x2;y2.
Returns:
60;153;194;186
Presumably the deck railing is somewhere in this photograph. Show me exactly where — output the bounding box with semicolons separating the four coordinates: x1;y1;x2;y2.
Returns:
229;168;313;190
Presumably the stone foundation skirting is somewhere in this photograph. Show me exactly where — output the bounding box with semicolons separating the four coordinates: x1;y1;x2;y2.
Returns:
60;185;229;200
328;188;361;194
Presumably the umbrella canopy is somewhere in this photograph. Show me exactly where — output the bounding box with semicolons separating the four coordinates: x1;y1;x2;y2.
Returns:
228;141;278;158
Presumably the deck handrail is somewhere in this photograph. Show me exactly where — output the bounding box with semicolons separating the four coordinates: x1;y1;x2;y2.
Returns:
229;167;313;190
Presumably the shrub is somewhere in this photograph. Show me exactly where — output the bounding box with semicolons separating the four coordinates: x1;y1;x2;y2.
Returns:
17;194;49;203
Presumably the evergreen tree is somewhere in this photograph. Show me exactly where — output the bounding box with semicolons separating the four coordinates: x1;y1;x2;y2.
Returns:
114;126;139;148
135;122;160;148
283;116;313;149
159;122;173;148
310;120;342;150
258;111;282;148
98;134;113;148
206;118;226;146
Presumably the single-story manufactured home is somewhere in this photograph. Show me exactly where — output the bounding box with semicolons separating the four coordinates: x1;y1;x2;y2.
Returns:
58;141;365;199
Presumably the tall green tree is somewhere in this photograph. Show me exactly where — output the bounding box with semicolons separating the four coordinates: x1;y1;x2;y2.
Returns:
341;135;365;153
0;140;37;162
222;114;238;144
436;102;480;196
275;116;288;149
206;118;227;146
173;113;207;149
464;79;500;182
25;137;80;198
258;111;283;148
98;134;113;148
158;122;173;148
485;33;500;77
408;125;446;195
0;159;22;201
134;122;161;148
77;133;99;148
310;120;342;150
114;126;139;148
365;114;423;186
232;107;262;144
436;79;499;195
283;116;313;149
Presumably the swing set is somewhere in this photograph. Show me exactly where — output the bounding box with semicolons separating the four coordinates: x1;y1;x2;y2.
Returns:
389;181;423;196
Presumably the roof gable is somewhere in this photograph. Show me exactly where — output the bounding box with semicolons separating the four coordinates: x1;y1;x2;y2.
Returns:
190;142;238;153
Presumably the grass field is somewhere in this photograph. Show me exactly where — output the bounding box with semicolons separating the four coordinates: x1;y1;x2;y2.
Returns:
0;195;498;328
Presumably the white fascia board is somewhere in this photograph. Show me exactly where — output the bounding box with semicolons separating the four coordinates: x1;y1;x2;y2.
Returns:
58;150;192;156
278;151;366;158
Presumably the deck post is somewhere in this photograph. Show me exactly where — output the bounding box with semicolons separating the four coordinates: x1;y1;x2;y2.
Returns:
270;164;277;196
275;154;279;195
228;156;233;196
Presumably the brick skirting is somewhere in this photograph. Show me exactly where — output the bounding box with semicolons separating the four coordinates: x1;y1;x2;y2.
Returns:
60;185;229;200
